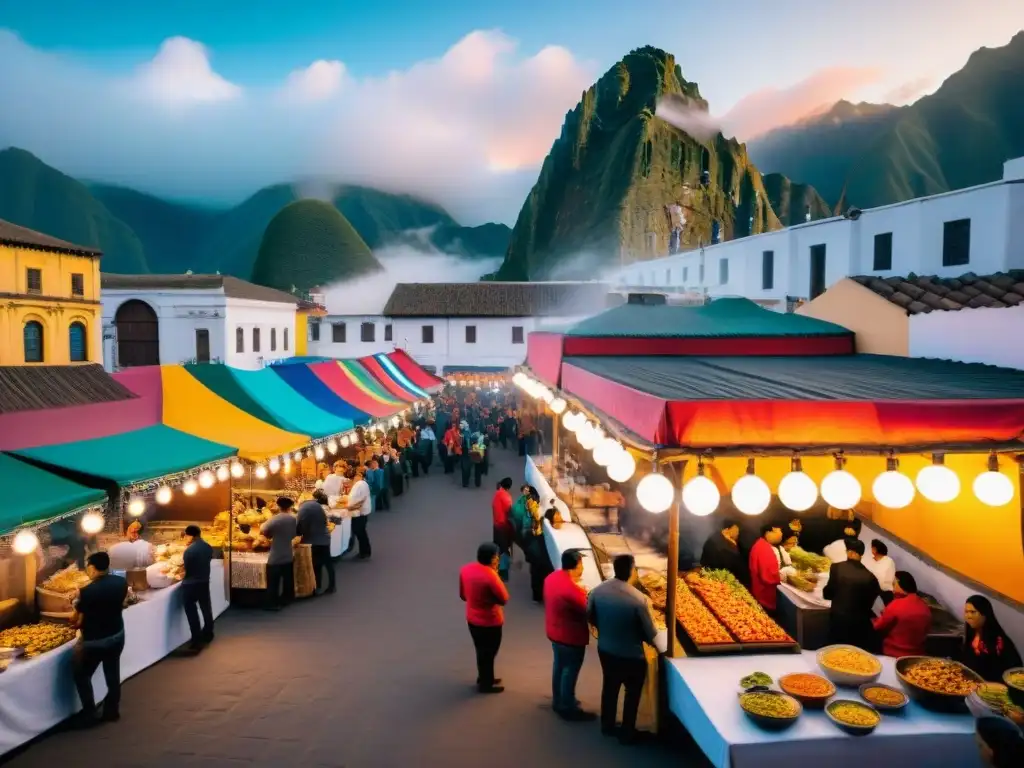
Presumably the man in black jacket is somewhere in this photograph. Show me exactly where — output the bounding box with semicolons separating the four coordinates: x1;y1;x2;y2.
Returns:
700;520;745;581
823;538;881;651
182;525;215;651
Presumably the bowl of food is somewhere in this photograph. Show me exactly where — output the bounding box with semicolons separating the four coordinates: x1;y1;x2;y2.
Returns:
967;683;1013;719
895;656;982;713
859;683;909;711
738;689;802;730
1003;668;1024;709
825;699;881;735
816;645;883;686
739;672;773;690
778;673;836;708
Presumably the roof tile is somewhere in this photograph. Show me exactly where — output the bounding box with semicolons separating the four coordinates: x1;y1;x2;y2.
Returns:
382;282;618;317
0;364;135;415
0;219;102;257
852;270;1024;314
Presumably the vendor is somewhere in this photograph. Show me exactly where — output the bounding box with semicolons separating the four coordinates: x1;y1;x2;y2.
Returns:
775;529;800;582
823;539;880;650
960;595;1023;682
824;519;862;563
107;521;155;571
321;461;347;499
863;539;896;603
700;520;745;580
872;571;930;658
748;524;783;614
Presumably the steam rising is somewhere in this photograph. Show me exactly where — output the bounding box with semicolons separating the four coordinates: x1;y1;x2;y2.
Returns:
654;94;722;142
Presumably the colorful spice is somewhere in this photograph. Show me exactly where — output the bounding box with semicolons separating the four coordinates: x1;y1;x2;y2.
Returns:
820;648;881;676
740;692;799;719
829;701;880;727
862;686;907;707
781;673;834;698
903;659;979;696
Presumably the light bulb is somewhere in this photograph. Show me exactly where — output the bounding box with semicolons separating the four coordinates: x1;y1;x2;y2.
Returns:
513;372;527;387
391;416;400;427
778;467;818;512
254;465;268;480
593;438;620;467
731;471;770;516
198;470;215;489
80;511;105;534
183;479;199;496
684;473;721;517
916;459;960;503
562;410;580;430
821;467;861;509
230;462;245;479
127;498;146;517
608;451;636;483
873;471;915;509
216;464;230;482
974;469;1014;507
637;473;674;514
550;398;567;414
578;424;601;451
12;529;39;555
327;440;338;454
293;452;302;462
268;457;281;474
155;485;173;505
341;435;351;448
283;459;293;474
314;445;326;461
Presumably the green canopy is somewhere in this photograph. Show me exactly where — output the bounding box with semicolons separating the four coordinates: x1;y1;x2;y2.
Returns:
10;425;236;487
186;364;353;438
0;453;105;534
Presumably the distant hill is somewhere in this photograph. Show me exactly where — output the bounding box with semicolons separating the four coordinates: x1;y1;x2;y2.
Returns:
252;200;384;292
0;148;147;273
761;173;832;226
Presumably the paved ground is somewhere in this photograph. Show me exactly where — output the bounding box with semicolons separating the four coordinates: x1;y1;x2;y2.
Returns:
5;448;706;768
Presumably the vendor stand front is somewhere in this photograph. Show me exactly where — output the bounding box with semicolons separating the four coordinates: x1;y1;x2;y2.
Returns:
516;296;1024;768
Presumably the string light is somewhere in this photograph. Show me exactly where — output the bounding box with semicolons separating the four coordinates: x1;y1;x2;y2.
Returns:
974;453;1014;507
607;450;636;483
216;464;230;482
915;454;960;503
327;440;338;454
314;445;326;461
821;455;861;510
550;397;567;414
341;435;351;448
155;486;173;505
731;458;770;516
637;472;674;514
268;457;281;474
12;529;39;555
872;455;915;509
198;470;215;489
127;498;146;517
230;462;245;479
684;461;721;517
81;511;105;534
293;452;302;462
183;479;199;496
254;465;269;480
593;437;621;466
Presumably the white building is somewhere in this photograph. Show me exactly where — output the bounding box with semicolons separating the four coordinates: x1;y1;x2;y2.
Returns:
614;157;1024;310
310;282;617;373
100;274;311;371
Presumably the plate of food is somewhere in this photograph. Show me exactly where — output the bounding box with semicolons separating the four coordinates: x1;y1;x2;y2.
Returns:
895;656;982;713
779;673;836;708
859;683;909;711
738;688;802;730
1003;667;1024;709
739;672;773;690
816;645;883;686
826;699;881;735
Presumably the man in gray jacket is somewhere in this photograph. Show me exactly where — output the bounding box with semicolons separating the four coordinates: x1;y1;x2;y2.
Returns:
586;554;657;745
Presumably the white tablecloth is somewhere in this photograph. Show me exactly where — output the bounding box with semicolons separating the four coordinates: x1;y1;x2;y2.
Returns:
666;650;981;768
329;518;351;557
526;455;570;522
0;560;230;757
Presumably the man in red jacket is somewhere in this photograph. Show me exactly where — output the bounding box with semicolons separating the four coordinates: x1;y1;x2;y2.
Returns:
749;523;783;614
544;549;597;721
872;571;931;658
459;542;510;693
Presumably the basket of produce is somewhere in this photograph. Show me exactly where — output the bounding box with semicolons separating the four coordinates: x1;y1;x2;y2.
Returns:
816;645;882;686
825;699;881;735
779;673;836;708
859;683;909;711
737;688;802;730
895;656;982;712
1003;668;1024;709
36;565;91;613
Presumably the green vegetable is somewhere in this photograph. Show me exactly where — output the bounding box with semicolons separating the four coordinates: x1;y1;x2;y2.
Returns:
740;672;773;688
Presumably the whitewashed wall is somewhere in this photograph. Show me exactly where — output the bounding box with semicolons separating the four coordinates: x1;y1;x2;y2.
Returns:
223;299;297;369
910;304;1024;370
308;315;393;359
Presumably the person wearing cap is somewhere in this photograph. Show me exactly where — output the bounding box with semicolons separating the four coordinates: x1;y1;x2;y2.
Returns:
297;490;335;594
261;497;299;609
823;538;881;650
181;524;215;650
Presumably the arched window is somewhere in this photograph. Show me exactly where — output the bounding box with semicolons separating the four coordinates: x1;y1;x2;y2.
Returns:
69;322;87;362
24;321;44;363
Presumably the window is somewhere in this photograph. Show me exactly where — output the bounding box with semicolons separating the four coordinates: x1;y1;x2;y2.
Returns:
332;322;346;343
943;218;971;267
23;321;43;362
809;244;827;299
422;325;434;344
762;250;775;290
71;273;85;297
68;322;87;362
270;328;277;351
719;258;729;285
384;324;393;342
26;268;42;294
465;325;477;344
310;321;320;342
683;266;689;283
512;326;525;344
252;328;260;353
236;327;244;353
873;232;893;271
195;329;210;363
283;328;289;351
360;322;375;342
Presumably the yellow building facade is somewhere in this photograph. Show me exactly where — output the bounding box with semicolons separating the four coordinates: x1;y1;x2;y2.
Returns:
0;221;103;366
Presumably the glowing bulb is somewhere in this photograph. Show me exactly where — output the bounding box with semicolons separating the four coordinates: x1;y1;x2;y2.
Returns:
314;445;326;461
127;498;146;517
731;474;770;516
12;529;39;555
578;423;601;451
391;416;400;427
974;470;1014;507
916;461;960;503
268;457;281;474
821;468;861;510
341;435;351;448
608;451;636;483
779;470;818;512
562;410;580;430
253;465;267;480
637;473;675;514
80;511;105;534
198;470;215;489
550;398;567;414
872;460;915;509
283;459;293;474
593;438;620;466
183;479;199;496
230;462;245;479
327;440;338;454
155;486;173;505
513;372;527;387
684;473;721;517
216;465;230;482
293;452;302;462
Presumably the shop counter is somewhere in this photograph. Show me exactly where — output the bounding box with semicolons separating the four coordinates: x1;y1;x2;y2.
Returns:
329;518;351;557
776;584;831;651
666;650;980;768
525;455;570;522
0;560;230;757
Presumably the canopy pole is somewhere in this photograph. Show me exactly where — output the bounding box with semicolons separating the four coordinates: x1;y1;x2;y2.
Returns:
665;458;680;658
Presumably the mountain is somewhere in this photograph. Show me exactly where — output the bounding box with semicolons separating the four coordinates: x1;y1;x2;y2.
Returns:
494;46;781;281
747;101;904;207
251;199;384;292
761;173;832;226
0;148;147;273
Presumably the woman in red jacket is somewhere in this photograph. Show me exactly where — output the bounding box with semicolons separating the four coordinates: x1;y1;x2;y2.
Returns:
748;524;783;614
872;571;931;658
459;542;510;693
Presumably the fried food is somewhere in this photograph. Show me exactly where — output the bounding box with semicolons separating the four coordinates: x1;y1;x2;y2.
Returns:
903;658;979;696
686;571;793;644
41;566;91;595
0;624;77;657
780;673;834;698
861;686;907;707
820;647;882;676
828;701;880;727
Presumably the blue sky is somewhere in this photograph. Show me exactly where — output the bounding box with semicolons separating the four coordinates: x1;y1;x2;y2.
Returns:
2;1;1023;223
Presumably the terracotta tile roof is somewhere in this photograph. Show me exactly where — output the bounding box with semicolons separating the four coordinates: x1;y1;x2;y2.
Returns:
0;219;102;257
850;271;1024;314
101;273;306;306
383;282;620;318
0;364;136;415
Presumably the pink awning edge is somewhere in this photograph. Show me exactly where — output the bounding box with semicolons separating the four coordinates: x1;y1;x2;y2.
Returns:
560;362;670;444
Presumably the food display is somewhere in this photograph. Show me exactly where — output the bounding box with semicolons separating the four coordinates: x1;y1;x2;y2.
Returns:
817;645;883;685
674;578;736;647
740;672;773;689
898;657;980;696
779;673;836;707
201;502;272;552
825;700;881;734
1005;668;1024;709
738;690;802;730
788;546;831;574
40;565;91;595
685;570;793;645
860;684;908;710
786;573;818;593
0;623;77;658
967;682;1024;720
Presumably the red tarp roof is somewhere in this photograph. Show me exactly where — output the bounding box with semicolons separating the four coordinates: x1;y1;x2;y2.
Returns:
310;362;399;418
385;349;444;391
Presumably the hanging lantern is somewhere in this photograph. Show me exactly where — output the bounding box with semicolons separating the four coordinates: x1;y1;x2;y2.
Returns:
578;423;601;451
821;455;861;510
974;453;1014;507
155;485;173;505
684;462;721;517
778;457;818;512
283;458;293;474
593;438;621;467
183;479;199;496
268;457;281;474
81;511;105;534
607;450;637;483
731;458;770;516
230;462;245;479
216;464;230;482
550;397;567;415
198;470;215;489
915;454;960;503
872;456;915;509
293;452;303;462
314;445;326;461
327;440;338;454
562;410;580;430
127;497;146;517
637;472;674;514
341;435;351;448
254;465;269;480
12;529;39;555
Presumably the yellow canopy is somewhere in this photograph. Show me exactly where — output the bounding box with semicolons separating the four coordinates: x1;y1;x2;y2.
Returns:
160;365;308;461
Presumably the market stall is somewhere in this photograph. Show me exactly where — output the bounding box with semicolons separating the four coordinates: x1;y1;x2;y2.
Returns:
359;354;430;401
381;349;446;393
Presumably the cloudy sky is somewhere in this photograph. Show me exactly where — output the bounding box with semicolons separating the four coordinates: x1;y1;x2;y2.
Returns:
2;0;1022;225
